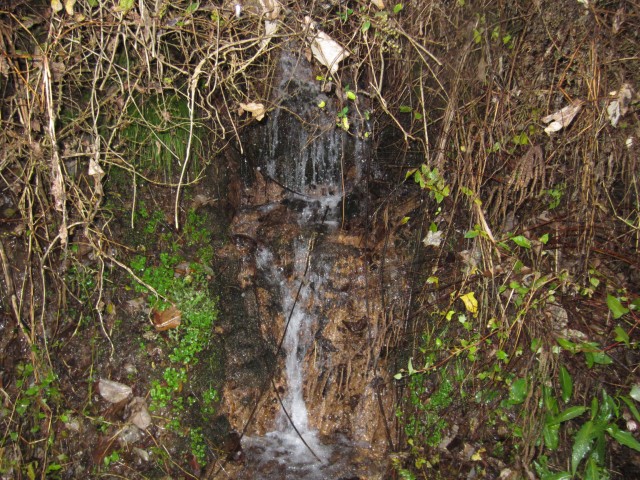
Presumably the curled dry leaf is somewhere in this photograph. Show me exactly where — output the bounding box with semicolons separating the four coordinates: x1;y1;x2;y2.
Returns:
98;378;133;403
88;158;105;196
152;305;181;331
422;230;443;247
304;17;349;75
239;102;266;121
542;99;584;134
371;0;386;9
259;0;281;21
190;194;217;209
263;19;278;45
607;83;633;127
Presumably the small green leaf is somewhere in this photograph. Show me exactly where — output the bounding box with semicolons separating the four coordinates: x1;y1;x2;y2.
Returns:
557;337;578;353
393;3;403;14
473;28;482;44
399;105;412;113
559;365;573;403
509;377;528;405
362;20;371;33
531;338;542;353
394;372;403;380
317;100;326;108
512;132;530;145
620;396;640;423
464;229;479;239
511;235;531;249
426;276;439;285
606;424;640;451
549;406;587;425
185;2;199;14
614;325;630;346
539;233;550;244
571;420;605;474
590;350;613;366
543;422;560;450
407;358;415;375
414;112;423;120
607;294;629;319
118;0;135;11
346;90;356;101
630;384;640;402
543;385;559;413
46;463;62;473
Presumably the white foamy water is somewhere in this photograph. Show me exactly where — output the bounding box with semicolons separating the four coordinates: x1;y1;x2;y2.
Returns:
248;241;334;476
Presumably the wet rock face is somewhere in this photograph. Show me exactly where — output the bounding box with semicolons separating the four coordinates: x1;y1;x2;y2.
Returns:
302;238;400;445
222;197;404;449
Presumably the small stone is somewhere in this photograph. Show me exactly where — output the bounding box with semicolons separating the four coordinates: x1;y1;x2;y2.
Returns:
128;397;152;430
98;378;132;403
118;424;143;446
133;447;150;462
123;363;137;375
64;418;81;432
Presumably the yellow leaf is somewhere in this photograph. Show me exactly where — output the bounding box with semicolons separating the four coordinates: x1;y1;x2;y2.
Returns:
51;0;63;13
460;291;478;317
341;116;349;131
65;0;76;15
471;447;485;461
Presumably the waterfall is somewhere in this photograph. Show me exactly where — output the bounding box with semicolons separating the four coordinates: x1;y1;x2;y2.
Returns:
234;48;384;479
251;241;331;467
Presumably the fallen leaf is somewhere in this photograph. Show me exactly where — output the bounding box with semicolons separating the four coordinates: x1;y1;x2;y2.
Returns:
607;84;633;127
305;17;349;74
51;0;63;14
152;305;181;331
259;0;281;21
88;158;105;195
460;291;478;316
239;102;266;121
64;0;76;15
422;230;443;247
542;100;584;134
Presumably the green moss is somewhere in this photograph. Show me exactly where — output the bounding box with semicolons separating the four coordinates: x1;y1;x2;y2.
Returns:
120;92;206;180
399;374;454;448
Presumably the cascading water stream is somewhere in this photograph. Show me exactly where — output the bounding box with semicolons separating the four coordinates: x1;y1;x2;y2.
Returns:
243;203;345;479
230;48;388;479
